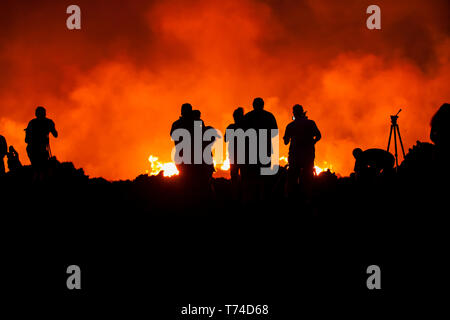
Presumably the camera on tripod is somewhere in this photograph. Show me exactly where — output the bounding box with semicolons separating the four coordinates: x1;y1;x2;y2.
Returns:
390;109;401;125
387;109;406;169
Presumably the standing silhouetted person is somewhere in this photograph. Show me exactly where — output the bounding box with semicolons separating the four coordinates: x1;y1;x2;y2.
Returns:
170;103;194;178
7;146;22;172
242;97;278;201
193;109;219;197
0;135;6;175
225;107;244;197
283;104;321;197
25;106;58;168
193;109;214;179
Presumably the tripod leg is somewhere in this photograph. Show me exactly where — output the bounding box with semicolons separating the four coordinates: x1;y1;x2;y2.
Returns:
396;125;406;158
387;125;393;152
394;125;399;168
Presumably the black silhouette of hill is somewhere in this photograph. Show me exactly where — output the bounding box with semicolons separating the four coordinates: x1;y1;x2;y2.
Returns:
1;139;448;314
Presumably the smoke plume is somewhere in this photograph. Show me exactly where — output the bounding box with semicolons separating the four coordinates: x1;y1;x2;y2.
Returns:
0;0;449;179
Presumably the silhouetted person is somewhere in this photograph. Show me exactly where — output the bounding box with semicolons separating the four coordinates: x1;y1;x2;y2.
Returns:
242;97;278;201
7;146;22;172
170;103;194;178
194;109;214;177
25;106;58;168
430;103;450;164
225;107;244;194
353;148;394;181
0;134;6;175
195;110;220;198
283;104;321;197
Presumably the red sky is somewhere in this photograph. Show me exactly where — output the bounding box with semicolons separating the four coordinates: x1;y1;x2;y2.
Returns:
0;0;449;179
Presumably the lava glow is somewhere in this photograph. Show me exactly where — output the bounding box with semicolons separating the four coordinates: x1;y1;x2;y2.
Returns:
279;156;332;176
147;155;179;177
148;155;332;178
219;158;230;171
0;1;448;180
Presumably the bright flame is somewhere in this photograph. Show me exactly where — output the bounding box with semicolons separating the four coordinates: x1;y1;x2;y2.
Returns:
148;155;179;177
279;156;288;165
314;161;333;176
147;154;332;178
212;153;230;172
279;156;332;176
221;158;230;171
314;166;324;175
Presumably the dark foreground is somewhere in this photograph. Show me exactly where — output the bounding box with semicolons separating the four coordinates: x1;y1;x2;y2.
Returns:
0;157;447;317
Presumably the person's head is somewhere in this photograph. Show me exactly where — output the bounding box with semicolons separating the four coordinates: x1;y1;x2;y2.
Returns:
353;148;363;159
293;104;306;119
192;109;201;121
233;107;244;123
181;103;193;117
430;103;450;146
35;106;46;119
252;97;264;111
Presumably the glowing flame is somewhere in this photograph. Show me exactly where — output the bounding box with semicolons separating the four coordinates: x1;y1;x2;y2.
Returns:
279;156;288;165
221;158;230;171
147;155;179;177
147;154;333;178
314;161;333;176
279;156;332;176
212;153;230;172
314;166;324;175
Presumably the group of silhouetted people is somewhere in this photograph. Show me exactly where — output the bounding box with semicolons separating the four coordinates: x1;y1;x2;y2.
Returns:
2;100;449;203
0;106;58;178
170;103;218;195
223;98;279;201
169;98;450;201
171;97;323;201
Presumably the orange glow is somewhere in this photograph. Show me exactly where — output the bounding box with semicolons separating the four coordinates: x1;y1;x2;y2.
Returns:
314;166;324;175
148;154;333;178
0;1;448;180
147;155;179;177
221;158;230;171
279;156;333;175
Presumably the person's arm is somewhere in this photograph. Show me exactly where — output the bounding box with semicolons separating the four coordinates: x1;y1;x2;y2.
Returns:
25;122;31;143
50;120;58;138
313;122;321;144
170;122;176;138
283;125;290;145
0;136;7;156
224;125;229;142
271;114;278;138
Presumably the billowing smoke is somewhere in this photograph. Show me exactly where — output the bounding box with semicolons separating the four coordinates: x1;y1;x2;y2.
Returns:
0;0;449;179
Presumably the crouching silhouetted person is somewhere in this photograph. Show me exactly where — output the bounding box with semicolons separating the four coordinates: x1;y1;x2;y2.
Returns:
7;146;22;173
25;106;58;168
0;134;6;175
352;148;394;181
283;104;321;198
